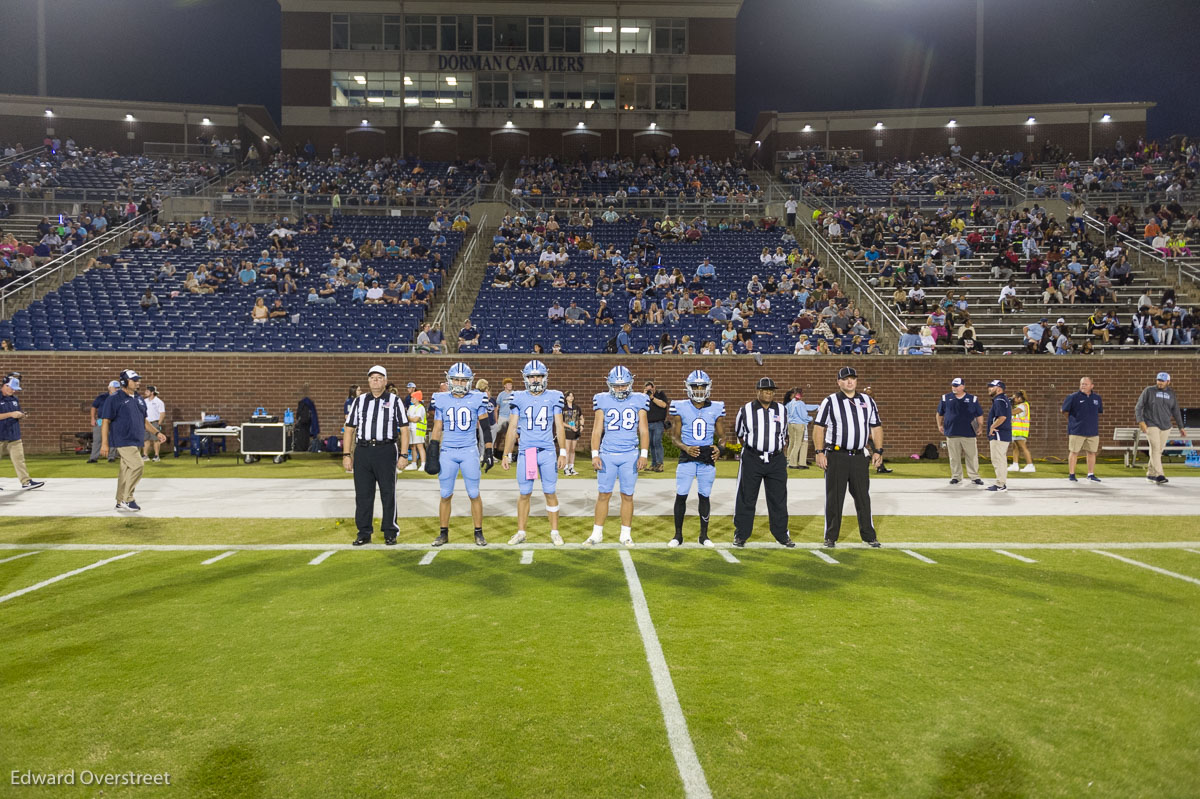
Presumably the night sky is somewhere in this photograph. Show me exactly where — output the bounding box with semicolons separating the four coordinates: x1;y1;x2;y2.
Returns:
1;0;1196;140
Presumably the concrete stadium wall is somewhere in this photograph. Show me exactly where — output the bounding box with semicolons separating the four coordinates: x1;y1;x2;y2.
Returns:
4;354;1196;458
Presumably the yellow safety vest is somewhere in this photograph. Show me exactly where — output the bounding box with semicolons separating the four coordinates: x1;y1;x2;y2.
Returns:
413;404;428;437
1012;402;1030;437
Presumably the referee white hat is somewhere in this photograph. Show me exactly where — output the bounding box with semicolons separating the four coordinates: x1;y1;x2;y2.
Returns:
368;365;387;378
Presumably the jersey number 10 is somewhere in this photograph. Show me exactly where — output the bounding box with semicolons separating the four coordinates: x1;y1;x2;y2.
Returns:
443;406;474;431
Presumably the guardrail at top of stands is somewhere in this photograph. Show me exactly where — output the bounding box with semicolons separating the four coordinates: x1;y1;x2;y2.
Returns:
0;145;48;172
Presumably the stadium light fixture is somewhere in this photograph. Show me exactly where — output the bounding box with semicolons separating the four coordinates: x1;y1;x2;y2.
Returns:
533;99;544;109
505;120;514;128
262;135;270;141
1026;116;1036;124
433;120;442;127
125;114;135;121
435;98;453;104
649;121;657;129
874;122;884;130
947;119;957;128
593;26;612;33
361;119;369;126
584;100;594;109
403;76;413;85
367;97;385;103
577;121;585;128
620;27;640;33
1100;113;1112;122
802;124;812;132
754;140;762;147
404;98;419;105
44;108;53;117
354;75;367;84
445;76;457;86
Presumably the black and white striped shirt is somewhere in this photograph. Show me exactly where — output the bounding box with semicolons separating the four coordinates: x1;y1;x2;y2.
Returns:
813;391;880;452
345;392;407;443
735;401;788;455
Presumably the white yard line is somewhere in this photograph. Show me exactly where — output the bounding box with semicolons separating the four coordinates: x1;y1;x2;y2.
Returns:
520;550;534;565
994;549;1037;563
812;550;839;564
1185;549;1200;556
201;551;237;566
308;550;336;566
0;551;39;565
419;551;438;566
0;552;138;605
1091;550;1200;586
618;550;712;799
901;549;938;564
717;549;740;564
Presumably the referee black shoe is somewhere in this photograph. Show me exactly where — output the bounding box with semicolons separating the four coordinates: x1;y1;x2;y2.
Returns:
780;538;796;548
823;539;836;548
431;532;449;547
474;531;488;547
732;537;747;548
876;465;893;474
352;535;371;546
867;540;882;548
384;536;397;546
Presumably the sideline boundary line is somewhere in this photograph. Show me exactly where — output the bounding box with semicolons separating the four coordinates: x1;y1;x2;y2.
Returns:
308;551;336;566
618;550;712;799
0;552;138;605
2;541;1199;553
994;549;1038;563
1092;550;1200;586
0;551;40;565
717;549;739;564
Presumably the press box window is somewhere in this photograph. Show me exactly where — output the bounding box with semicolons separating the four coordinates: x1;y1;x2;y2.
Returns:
548;17;581;52
654;19;687;54
583;18;617;53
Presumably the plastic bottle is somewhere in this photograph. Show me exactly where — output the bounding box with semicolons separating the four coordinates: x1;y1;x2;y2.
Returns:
284;408;294;424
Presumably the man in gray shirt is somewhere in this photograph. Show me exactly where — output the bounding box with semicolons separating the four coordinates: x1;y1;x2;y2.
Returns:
1134;371;1185;485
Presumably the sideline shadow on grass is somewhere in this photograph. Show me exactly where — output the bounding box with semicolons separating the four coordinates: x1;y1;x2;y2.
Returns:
187;744;269;799
929;733;1029;799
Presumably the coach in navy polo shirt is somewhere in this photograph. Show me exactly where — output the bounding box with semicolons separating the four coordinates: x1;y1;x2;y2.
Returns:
937;377;984;486
101;369;166;511
1061;376;1103;482
0;377;45;490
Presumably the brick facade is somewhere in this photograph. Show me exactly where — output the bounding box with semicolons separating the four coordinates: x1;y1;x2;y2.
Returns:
4;354;1195;457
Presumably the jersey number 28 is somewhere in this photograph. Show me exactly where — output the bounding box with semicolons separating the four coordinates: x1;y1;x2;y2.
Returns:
604;407;638;431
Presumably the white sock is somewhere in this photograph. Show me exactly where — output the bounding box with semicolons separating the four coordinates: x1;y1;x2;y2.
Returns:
620;525;632;537
592;524;604;537
550;529;559;536
518;529;526;536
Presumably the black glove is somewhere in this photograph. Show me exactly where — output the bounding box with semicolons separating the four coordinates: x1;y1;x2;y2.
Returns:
483;449;495;472
424;440;441;475
698;444;716;466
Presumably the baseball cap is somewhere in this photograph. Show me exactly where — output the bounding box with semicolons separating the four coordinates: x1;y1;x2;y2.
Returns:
120;369;141;383
1156;371;1171;382
951;377;964;386
756;377;777;390
988;379;1006;389
5;377;20;391
837;366;857;380
406;382;416;389
146;385;157;394
368;365;387;378
1039;317;1049;323
1056;317;1066;324
108;380;121;389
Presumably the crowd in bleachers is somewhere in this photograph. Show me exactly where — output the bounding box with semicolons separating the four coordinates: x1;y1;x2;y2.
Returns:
818;199;1198;354
0;210;467;351
0;138;227;199
780;154;996;200
510;149;763;206
225;151;495;206
459;208;880;355
1095;201;1200;258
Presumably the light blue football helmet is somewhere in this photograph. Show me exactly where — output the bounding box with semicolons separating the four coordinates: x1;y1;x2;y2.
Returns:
607;365;634;399
522;359;548;394
446;362;474;396
685;369;712;402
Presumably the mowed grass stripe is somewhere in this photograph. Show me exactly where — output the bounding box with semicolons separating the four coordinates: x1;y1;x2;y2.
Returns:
0;550;684;797
630;549;1200;798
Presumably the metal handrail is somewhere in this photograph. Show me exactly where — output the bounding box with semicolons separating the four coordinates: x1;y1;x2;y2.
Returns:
0;213;149;318
431;212;488;336
203;182;489;216
0;145;48;171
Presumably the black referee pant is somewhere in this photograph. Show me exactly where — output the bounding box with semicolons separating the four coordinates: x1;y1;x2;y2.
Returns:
733;449;790;543
354;442;399;538
823;449;877;543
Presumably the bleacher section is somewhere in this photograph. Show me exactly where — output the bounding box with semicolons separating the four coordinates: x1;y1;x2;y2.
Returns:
512;155;762;205
817;205;1198;352
2;149;226;199
462;215;876;354
780;155;997;201
0;217;464;352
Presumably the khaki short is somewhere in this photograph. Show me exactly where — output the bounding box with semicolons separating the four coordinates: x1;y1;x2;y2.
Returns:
1068;435;1099;454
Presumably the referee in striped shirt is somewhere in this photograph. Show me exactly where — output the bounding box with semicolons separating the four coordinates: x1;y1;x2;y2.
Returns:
343;365;410;546
813;366;883;548
732;377;795;547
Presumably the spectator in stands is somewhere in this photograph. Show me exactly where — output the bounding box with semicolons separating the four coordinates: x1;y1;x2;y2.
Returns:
251;297;269;324
1054;325;1074;355
919;325;937;355
907;285;928;314
139;288;159;313
184;271;213;295
458;319;481;350
548;300;566;324
415;323;437;354
693;290;712;315
306;286;332;305
238;263;257;286
268;298;289;321
595;299;613;325
695;257;716;281
616;323;634;354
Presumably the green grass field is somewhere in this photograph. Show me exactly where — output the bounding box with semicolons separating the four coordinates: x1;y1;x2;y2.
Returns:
2;511;1199;798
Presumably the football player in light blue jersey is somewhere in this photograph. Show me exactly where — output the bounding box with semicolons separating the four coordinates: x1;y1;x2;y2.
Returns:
426;362;494;547
586;365;649;546
669;370;726;547
501;360;567;546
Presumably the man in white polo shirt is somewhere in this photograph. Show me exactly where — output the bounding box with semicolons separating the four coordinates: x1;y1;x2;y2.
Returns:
142;385;166;462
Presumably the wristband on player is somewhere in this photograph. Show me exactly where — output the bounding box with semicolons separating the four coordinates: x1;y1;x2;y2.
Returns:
559;448;568;457
592;449;600;458
640;448;648;458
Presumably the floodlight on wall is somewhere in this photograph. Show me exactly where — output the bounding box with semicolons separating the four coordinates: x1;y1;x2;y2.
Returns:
361;119;370;126
403;76;413;85
1026;116;1036;124
505;120;514;128
201;117;212;125
584;100;594;109
533;99;544;109
802;125;813;132
262;135;270;141
433;120;442;127
947;119;957;128
354;75;367;84
445;76;457;86
649;121;657;129
577;121;585;128
125;114;135;121
754;140;761;147
44;108;53;117
874;122;884;131
1100;113;1112;122
435;98;454;104
404;98;419;105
